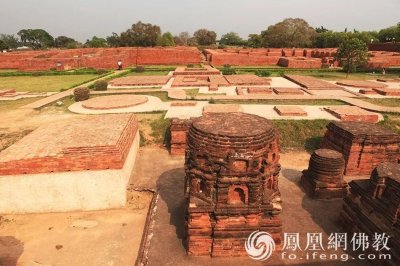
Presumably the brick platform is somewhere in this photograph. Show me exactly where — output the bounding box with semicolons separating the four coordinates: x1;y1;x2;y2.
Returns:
359;88;380;95
185;113;282;257
373;88;400;96
272;88;304;95
173;65;221;76
246;87;273;94
224;75;270;86
109;76;171;86
0;114;138;175
0;89;16;96
339;162;400;265
300;149;347;199
170;101;197;107
203;104;243;114
278;57;322;69
320;121;400;175
324;106;380;123
81;95;148;110
336;80;388;89
376;78;400;82
274;106;308;116
284;75;343;90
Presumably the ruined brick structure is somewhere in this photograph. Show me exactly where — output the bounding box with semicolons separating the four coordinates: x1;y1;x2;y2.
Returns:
184;113;282;256
0;114;138;175
340;162;400;265
300;149;347;199
170;118;193;156
320;122;400;176
0;47;201;71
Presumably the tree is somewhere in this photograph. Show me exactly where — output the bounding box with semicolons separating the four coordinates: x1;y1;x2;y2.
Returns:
120;21;161;47
55;36;77;48
247;34;262;48
0;39;7;50
157;32;175;46
378;25;400;42
193;29;217;45
174;32;191;46
106;33;121;47
220;32;244;46
17;29;54;49
335;37;368;77
0;34;20;49
260;18;317;47
315;26;329;33
85;36;107;48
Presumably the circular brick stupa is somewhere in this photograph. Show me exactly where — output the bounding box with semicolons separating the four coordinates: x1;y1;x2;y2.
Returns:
301;149;347;199
184;113;282;257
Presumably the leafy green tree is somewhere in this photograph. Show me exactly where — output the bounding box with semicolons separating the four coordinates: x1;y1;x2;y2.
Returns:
220;32;244;46
247;34;262;48
260;18;316;47
17;29;54;49
335;37;368;77
315;26;329;33
378;25;400;42
0;39;7;50
0;34;20;49
157;32;175;46
55;36;77;48
106;33;121;47
120;21;161;47
193;29;217;45
85;36;107;48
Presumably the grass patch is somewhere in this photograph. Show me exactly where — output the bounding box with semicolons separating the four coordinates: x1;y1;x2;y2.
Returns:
132;91;170;102
272;119;330;152
0;98;40;112
363;98;400;107
136;112;170;146
0;74;99;92
379;114;400;134
184;89;199;98
127;71;170;76
212;99;346;105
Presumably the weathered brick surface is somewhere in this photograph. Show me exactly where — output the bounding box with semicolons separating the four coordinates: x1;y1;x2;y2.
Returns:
224;75;270;86
272;88;304;95
0;114;138;175
0;47;201;71
324;106;380;123
367;51;400;69
278;57;322;68
373;88;400;96
246;87;273;94
185;113;282;257
203;104;243;114
109;76;171;86
81;95;148;110
339;162;400;264
170;118;193;155
173;65;220;76
274;106;307;116
300;149;347;199
336;80;387;89
284;75;343;90
320;121;400;175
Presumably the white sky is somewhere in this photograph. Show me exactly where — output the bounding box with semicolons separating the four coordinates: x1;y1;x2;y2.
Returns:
0;0;399;41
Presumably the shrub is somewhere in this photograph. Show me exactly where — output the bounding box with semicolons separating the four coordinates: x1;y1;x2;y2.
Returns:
96;69;108;75
209;97;216;104
135;66;145;73
93;80;108;91
255;70;271;77
73;87;90;101
222;65;236;75
187;64;194;68
278;70;285;77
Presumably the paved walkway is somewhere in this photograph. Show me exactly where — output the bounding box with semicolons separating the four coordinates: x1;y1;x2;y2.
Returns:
21;70;130;109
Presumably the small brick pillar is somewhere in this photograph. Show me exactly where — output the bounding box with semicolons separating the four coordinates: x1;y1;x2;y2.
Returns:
184;113;282;257
300;149;348;199
170;118;193;156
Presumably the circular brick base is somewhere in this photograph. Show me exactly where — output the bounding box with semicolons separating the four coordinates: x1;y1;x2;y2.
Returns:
82;95;148;110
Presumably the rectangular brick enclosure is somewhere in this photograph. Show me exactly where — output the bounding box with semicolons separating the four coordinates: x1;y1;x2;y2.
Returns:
109;76;171;86
324;106;380;123
0;47;201;71
284;75;343;90
0;114;138;175
320;122;400;176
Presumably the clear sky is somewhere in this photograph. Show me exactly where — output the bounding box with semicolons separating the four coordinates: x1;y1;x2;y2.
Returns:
0;0;399;42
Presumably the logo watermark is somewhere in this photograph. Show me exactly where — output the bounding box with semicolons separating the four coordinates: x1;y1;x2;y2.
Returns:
245;231;275;261
245;231;391;262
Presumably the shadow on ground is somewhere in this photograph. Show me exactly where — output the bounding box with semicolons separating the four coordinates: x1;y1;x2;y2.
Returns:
0;236;24;266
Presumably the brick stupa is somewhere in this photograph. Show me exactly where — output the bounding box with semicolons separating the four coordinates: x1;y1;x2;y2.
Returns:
184;113;282;257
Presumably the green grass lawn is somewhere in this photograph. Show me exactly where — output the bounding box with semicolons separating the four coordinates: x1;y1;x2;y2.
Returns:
363;98;400;107
0;74;99;92
0;98;39;113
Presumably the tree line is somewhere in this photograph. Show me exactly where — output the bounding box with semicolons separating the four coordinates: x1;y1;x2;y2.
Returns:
1;18;399;50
